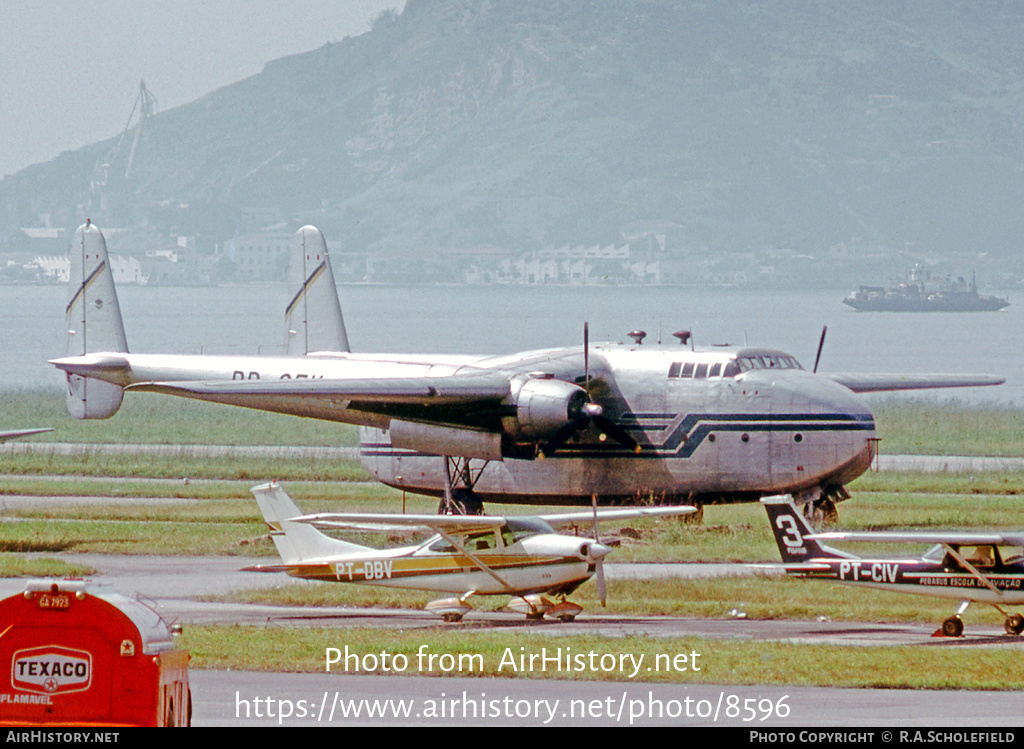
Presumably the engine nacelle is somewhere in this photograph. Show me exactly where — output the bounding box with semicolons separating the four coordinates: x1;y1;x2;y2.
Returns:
390;419;503;461
506;376;588;441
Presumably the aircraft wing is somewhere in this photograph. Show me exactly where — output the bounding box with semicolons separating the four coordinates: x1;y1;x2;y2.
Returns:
291;512;506;535
128;372;513;422
822;373;1005;393
810;531;1024;546
292;507;696;534
0;428;53;443
538;506;697;529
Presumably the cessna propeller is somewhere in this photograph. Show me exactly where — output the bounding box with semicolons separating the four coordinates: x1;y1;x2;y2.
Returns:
591;495;607;606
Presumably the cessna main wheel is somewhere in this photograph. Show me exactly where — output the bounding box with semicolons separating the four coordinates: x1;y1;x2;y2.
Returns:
941;615;964;638
1004;614;1024;636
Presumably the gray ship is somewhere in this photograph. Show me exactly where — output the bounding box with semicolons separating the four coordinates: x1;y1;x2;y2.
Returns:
843;266;1009;312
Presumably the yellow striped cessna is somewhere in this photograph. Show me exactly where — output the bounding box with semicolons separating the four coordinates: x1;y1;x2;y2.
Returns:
248;481;695;621
51;222;1004;520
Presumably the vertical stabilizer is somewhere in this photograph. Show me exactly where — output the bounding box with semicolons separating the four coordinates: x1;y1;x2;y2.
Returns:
64;221;128;419
251;481;367;565
761;496;854;563
285;225;350;355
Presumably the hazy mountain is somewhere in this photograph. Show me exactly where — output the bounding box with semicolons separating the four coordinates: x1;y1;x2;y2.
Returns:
4;0;1024;280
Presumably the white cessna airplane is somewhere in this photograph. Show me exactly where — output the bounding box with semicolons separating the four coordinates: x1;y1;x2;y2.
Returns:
51;222;1003;518
249;480;695;621
764;495;1024;637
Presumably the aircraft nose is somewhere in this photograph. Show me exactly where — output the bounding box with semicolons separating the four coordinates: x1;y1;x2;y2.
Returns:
763;369;877;484
759;370;875;424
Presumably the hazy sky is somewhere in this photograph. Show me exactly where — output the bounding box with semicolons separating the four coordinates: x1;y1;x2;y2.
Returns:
0;0;405;178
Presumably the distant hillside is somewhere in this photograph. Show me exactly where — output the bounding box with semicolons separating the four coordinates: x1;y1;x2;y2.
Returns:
3;0;1024;284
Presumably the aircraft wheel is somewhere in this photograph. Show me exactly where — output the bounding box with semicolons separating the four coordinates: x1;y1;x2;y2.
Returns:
526;611;545;621
442;612;464;623
438;488;484;515
558;614;577;623
1004;614;1024;636
941;616;964;638
818;498;839;527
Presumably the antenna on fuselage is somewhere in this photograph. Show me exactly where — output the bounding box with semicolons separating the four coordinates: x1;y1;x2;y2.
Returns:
813;325;828;373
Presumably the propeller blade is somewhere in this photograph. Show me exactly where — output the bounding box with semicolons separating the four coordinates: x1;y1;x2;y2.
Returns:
591;496;606;606
584;322;590;392
813;325;827;374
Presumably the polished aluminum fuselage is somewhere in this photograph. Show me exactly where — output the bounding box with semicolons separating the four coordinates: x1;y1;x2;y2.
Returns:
51;342;876;506
360;346;875;505
54;342;876;506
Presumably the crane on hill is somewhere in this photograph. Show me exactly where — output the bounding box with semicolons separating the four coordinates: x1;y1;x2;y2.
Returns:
86;80;158;220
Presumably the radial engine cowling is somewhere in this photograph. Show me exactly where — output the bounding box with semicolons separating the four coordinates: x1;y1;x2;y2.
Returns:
508;376;588;441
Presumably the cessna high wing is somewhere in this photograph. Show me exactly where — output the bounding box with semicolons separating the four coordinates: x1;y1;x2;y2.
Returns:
764;495;1024;637
51;222;1003;518
248;481;695;621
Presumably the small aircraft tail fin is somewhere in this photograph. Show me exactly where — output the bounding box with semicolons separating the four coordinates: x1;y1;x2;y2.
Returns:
251;481;368;565
285;225;350;355
761;495;855;563
64;221;128;419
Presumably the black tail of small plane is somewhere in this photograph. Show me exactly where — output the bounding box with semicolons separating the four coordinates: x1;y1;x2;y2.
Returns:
761;496;855;564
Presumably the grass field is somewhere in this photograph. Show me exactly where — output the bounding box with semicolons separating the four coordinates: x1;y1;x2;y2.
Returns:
1;390;1022;689
2;389;1022;454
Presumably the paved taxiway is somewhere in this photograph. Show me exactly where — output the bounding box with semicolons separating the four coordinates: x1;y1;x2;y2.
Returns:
2;552;1021;726
3;481;1024;726
2;552;1022;649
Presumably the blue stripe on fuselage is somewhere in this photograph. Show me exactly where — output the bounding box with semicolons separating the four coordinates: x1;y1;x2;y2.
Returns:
360;411;875;460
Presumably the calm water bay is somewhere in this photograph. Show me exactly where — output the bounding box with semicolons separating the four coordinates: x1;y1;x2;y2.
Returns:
2;283;1020;406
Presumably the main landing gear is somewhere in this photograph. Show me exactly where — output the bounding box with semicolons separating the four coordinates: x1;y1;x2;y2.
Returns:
796;485;849;529
508;595;584;622
437;456;486;515
428;595;585;623
936;601;1024;638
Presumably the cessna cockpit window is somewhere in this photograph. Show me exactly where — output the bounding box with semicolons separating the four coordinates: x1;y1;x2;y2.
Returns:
501;517;556;546
1000;546;1024;565
428;530;497;554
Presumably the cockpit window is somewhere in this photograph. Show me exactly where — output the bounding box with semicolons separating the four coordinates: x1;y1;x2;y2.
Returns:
963;545;997;568
429;530;499;553
1000;546;1024;565
736;355;803;372
501;517;555;546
